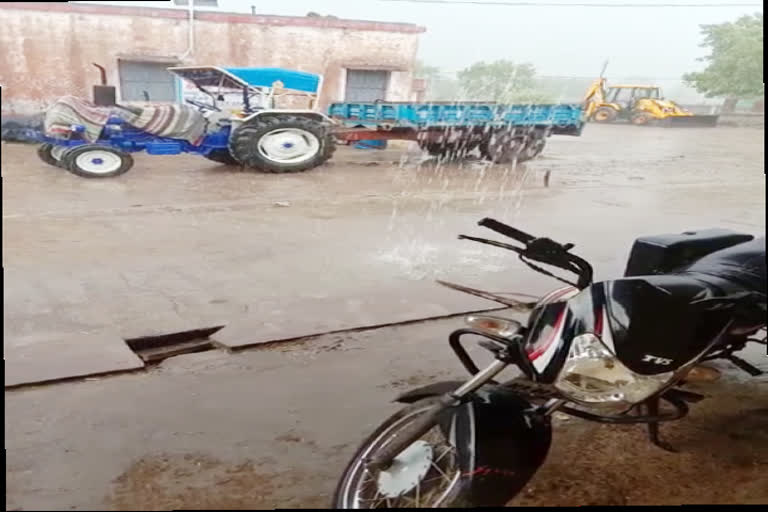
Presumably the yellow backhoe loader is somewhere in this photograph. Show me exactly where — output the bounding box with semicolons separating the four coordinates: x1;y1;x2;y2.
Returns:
583;77;719;127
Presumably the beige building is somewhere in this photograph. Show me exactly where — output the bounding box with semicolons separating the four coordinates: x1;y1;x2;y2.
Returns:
0;2;425;121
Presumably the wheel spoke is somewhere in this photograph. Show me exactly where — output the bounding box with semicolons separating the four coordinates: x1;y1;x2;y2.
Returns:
341;403;461;508
429;460;452;482
419;474;452;486
433;445;455;464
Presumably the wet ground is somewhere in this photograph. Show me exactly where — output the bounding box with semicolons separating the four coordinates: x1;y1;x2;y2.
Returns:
3;124;765;384
3;123;767;508
5;318;767;510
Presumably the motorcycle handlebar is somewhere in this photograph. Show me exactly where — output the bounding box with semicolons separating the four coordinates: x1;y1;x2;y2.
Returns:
478;218;535;245
475;218;594;289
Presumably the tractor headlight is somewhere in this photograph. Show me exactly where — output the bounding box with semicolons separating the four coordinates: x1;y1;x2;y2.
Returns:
554;333;672;407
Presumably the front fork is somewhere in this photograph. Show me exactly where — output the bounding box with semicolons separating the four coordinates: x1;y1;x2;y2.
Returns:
449;358;509;398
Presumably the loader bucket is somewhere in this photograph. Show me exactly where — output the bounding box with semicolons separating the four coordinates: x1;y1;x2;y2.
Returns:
661;115;719;127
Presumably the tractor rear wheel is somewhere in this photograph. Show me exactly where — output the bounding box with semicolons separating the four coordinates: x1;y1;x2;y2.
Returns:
592;107;618;123
204;148;240;166
37;143;69;167
229;115;335;173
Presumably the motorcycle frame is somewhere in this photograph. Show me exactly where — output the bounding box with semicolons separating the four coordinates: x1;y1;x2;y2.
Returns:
444;321;758;451
366;313;763;506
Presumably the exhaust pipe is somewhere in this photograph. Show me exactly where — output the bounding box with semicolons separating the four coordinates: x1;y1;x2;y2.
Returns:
92;63;116;106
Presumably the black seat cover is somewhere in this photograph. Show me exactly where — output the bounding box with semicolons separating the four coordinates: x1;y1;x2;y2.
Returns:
607;239;765;360
681;237;766;296
633;237;766;303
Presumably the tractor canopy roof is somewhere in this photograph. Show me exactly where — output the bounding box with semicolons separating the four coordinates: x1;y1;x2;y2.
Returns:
168;66;322;94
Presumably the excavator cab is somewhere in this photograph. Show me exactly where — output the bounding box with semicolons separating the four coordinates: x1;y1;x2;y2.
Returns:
607;86;636;110
601;85;663;120
617;86;663;107
623;86;662;100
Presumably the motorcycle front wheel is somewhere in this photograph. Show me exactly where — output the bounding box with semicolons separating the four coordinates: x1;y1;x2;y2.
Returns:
333;398;469;508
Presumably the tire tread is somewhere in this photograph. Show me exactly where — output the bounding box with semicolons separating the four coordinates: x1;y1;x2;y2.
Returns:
229;115;335;173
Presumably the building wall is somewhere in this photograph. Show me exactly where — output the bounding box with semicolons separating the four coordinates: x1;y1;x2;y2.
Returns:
0;2;424;119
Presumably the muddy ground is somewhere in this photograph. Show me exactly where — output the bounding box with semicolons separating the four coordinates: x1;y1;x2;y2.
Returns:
3;123;767;508
5;318;767;510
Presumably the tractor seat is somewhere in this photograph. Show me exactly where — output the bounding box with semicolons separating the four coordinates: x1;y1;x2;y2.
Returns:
112;103;208;145
202;111;232;133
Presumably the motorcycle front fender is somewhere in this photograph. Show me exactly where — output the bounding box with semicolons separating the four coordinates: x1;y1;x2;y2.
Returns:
396;381;552;507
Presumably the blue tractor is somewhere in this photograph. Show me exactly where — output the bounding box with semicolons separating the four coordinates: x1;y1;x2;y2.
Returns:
36;65;589;178
35;66;335;177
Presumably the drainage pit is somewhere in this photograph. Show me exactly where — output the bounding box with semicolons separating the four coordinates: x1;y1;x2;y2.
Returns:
125;326;224;364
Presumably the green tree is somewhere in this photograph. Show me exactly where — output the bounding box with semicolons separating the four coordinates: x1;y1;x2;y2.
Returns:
534;76;593;103
414;60;442;84
683;13;763;98
414;61;461;101
457;60;553;103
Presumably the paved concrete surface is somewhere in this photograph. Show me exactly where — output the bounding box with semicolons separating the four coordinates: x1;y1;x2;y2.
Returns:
4;330;143;387
3;124;767;509
5;317;767;510
3;124;765;383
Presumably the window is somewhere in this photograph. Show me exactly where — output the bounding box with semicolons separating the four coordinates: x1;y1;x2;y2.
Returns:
609;88;632;104
118;61;178;102
633;88;660;100
173;0;219;6
345;70;390;102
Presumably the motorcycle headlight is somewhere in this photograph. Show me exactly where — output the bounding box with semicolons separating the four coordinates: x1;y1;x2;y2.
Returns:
554;333;672;407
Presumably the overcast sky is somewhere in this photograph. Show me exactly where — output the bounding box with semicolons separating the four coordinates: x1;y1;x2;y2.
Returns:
80;0;762;79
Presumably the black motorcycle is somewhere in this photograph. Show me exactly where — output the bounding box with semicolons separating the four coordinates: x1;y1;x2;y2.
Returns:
333;218;766;508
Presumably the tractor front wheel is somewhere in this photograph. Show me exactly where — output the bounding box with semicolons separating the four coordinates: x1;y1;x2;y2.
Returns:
62;145;134;178
229;115;335;173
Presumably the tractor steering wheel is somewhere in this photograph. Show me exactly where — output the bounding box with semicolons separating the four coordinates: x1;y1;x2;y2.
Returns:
185;98;221;112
